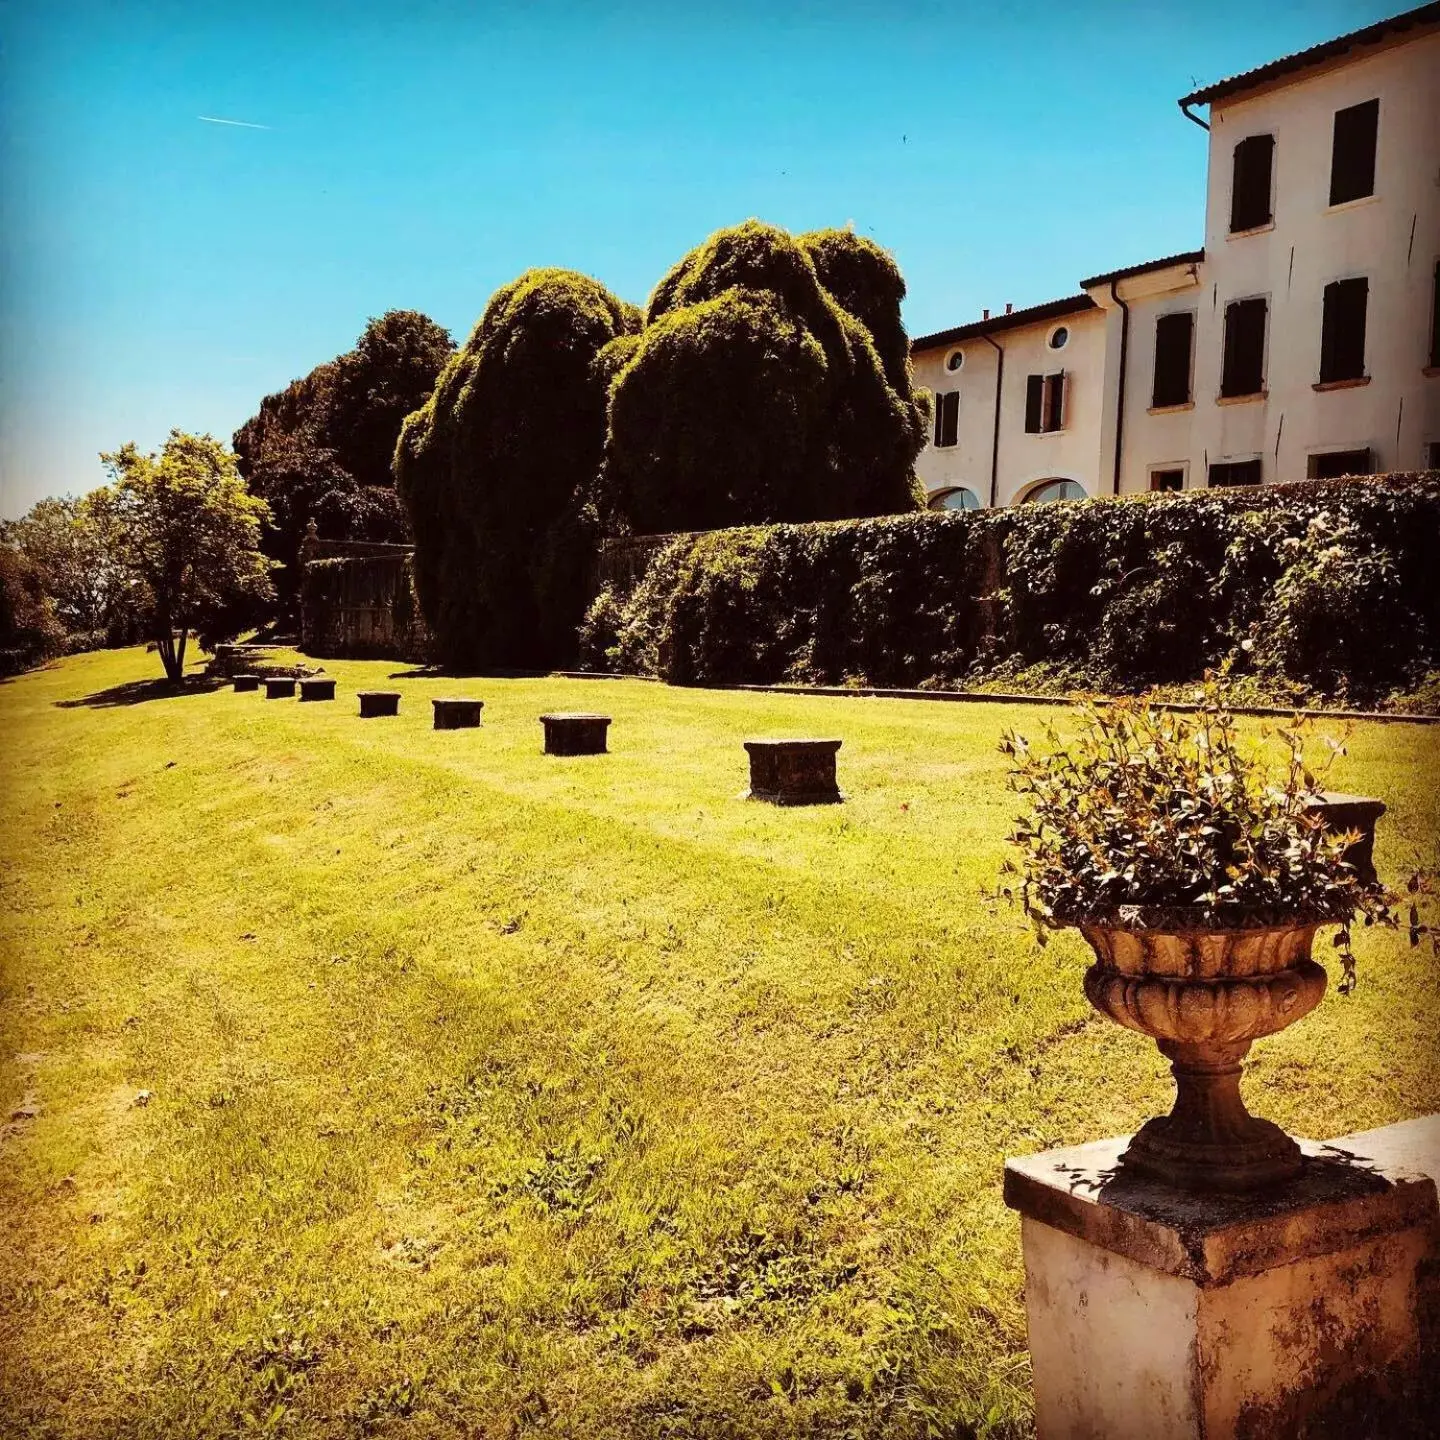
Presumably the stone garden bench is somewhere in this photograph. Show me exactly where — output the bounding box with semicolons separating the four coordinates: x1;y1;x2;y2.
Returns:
432;697;483;730
299;677;336;702
743;738;843;805
358;691;401;718
265;677;297;699
540;713;611;755
233;674;261;692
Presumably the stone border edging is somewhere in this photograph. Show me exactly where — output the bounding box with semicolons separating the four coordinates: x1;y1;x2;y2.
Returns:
551;673;1439;725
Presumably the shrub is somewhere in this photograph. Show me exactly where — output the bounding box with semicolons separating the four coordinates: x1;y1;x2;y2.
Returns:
600;221;926;535
0;546;64;675
581;474;1440;706
395;269;641;670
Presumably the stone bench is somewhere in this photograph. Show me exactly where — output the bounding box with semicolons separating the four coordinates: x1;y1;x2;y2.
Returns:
358;691;401;718
432;697;483;730
299;677;336;702
1304;791;1386;885
233;673;261;692
744;738;843;805
540;713;610;755
265;677;297;699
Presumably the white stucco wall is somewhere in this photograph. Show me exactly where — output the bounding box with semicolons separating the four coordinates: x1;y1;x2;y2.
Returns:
912;305;1107;507
1192;28;1440;481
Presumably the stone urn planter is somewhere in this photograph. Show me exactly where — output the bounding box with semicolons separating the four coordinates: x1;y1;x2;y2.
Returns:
744;738;843;805
432;697;483;730
540;713;610;755
298;677;336;702
1079;912;1329;1191
233;673;261;692
358;690;401;718
264;677;297;699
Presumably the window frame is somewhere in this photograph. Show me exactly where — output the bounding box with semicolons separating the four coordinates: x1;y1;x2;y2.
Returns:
1305;448;1373;480
1024;371;1067;434
927;485;982;512
1150;309;1196;410
1317;275;1369;386
1228;132;1276;235
1328;97;1380;208
1207;457;1263;489
1149;465;1187;493
933;388;960;448
1219;294;1269;400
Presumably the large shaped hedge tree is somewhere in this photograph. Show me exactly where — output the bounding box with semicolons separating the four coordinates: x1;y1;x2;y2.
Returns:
395;269;641;669
599;221;927;535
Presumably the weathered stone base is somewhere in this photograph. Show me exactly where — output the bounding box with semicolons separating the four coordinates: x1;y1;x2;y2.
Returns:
541;713;610;755
1304;791;1386;885
265;678;297;699
432;697;483;730
358;691;401;718
233;674;261;692
299;677;336;702
743;738;843;805
1004;1117;1440;1439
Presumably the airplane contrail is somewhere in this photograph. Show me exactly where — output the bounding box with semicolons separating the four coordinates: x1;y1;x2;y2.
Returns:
198;115;270;130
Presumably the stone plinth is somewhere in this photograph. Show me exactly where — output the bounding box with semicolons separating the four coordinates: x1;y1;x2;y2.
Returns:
1304;791;1386;885
432;697;483;730
298;677;336;702
233;674;261;693
744;738;843;805
540;713;610;755
1004;1117;1440;1439
358;691;401;718
264;677;297;699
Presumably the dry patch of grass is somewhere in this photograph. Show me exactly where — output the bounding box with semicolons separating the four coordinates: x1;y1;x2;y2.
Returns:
2;647;1438;1438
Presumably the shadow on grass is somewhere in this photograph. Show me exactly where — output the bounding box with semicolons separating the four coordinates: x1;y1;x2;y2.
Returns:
55;676;227;709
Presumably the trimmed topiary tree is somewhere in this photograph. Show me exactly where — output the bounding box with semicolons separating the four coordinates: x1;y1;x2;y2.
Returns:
599;221;927;536
395;269;641;670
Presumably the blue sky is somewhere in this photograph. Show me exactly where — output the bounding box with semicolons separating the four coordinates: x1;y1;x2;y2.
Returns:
0;0;1398;517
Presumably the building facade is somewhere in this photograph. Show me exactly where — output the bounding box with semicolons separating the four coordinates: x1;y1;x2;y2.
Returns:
911;2;1440;509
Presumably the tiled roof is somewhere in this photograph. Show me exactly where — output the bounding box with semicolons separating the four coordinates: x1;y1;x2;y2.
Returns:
1179;2;1440;108
1080;249;1204;290
910;294;1097;353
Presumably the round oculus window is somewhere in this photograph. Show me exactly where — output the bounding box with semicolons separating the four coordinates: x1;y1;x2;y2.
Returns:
1048;326;1069;350
945;350;964;372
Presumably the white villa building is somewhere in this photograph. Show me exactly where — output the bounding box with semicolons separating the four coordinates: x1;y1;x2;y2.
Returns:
911;2;1440;509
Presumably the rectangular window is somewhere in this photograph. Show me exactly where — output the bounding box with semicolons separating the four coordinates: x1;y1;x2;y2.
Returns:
1151;312;1194;407
1025;373;1066;433
1150;468;1184;492
934;389;959;448
1318;277;1368;384
1307;449;1372;480
1220;297;1267;398
1209;459;1262;488
1329;98;1379;206
1229;134;1274;232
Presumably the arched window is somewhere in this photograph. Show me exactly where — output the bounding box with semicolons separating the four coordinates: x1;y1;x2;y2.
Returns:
928;486;981;512
1020;478;1086;504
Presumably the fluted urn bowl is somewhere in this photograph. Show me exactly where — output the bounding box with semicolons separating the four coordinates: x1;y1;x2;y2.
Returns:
1078;913;1328;1192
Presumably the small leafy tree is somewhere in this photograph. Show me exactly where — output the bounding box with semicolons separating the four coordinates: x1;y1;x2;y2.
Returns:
100;431;273;682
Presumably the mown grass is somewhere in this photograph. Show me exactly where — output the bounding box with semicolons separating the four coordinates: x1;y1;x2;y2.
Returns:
1;646;1437;1439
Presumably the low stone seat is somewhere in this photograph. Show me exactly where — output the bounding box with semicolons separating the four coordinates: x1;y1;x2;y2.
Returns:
233;673;261;693
358;691;401;718
1304;790;1386;885
264;677;297;699
540;713;610;755
432;697;483;730
744;738;843;805
298;677;336;702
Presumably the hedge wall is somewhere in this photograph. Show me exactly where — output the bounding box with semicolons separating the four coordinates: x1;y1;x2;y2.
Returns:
578;474;1440;707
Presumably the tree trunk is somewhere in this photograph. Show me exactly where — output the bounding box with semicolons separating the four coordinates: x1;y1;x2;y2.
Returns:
156;630;183;683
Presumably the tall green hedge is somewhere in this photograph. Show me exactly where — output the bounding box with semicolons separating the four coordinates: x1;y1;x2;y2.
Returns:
579;474;1440;706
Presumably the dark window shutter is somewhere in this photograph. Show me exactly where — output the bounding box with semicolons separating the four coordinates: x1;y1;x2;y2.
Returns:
936;390;960;447
1043;373;1065;432
1431;259;1440;369
1024;374;1043;433
1319;277;1368;383
1329;98;1378;206
1229;135;1274;232
1152;312;1194;407
1221;298;1267;397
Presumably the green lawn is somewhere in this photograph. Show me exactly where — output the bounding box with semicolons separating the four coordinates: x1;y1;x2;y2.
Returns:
2;646;1437;1439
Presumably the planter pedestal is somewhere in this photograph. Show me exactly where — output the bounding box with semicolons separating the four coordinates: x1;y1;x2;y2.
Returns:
1004;1116;1440;1440
264;677;296;699
540;713;610;755
1304;791;1386;885
432;697;483;730
233;674;261;692
299;677;335;702
358;691;400;718
743;738;842;805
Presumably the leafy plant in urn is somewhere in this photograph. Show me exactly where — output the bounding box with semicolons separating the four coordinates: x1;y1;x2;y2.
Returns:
998;683;1396;1192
